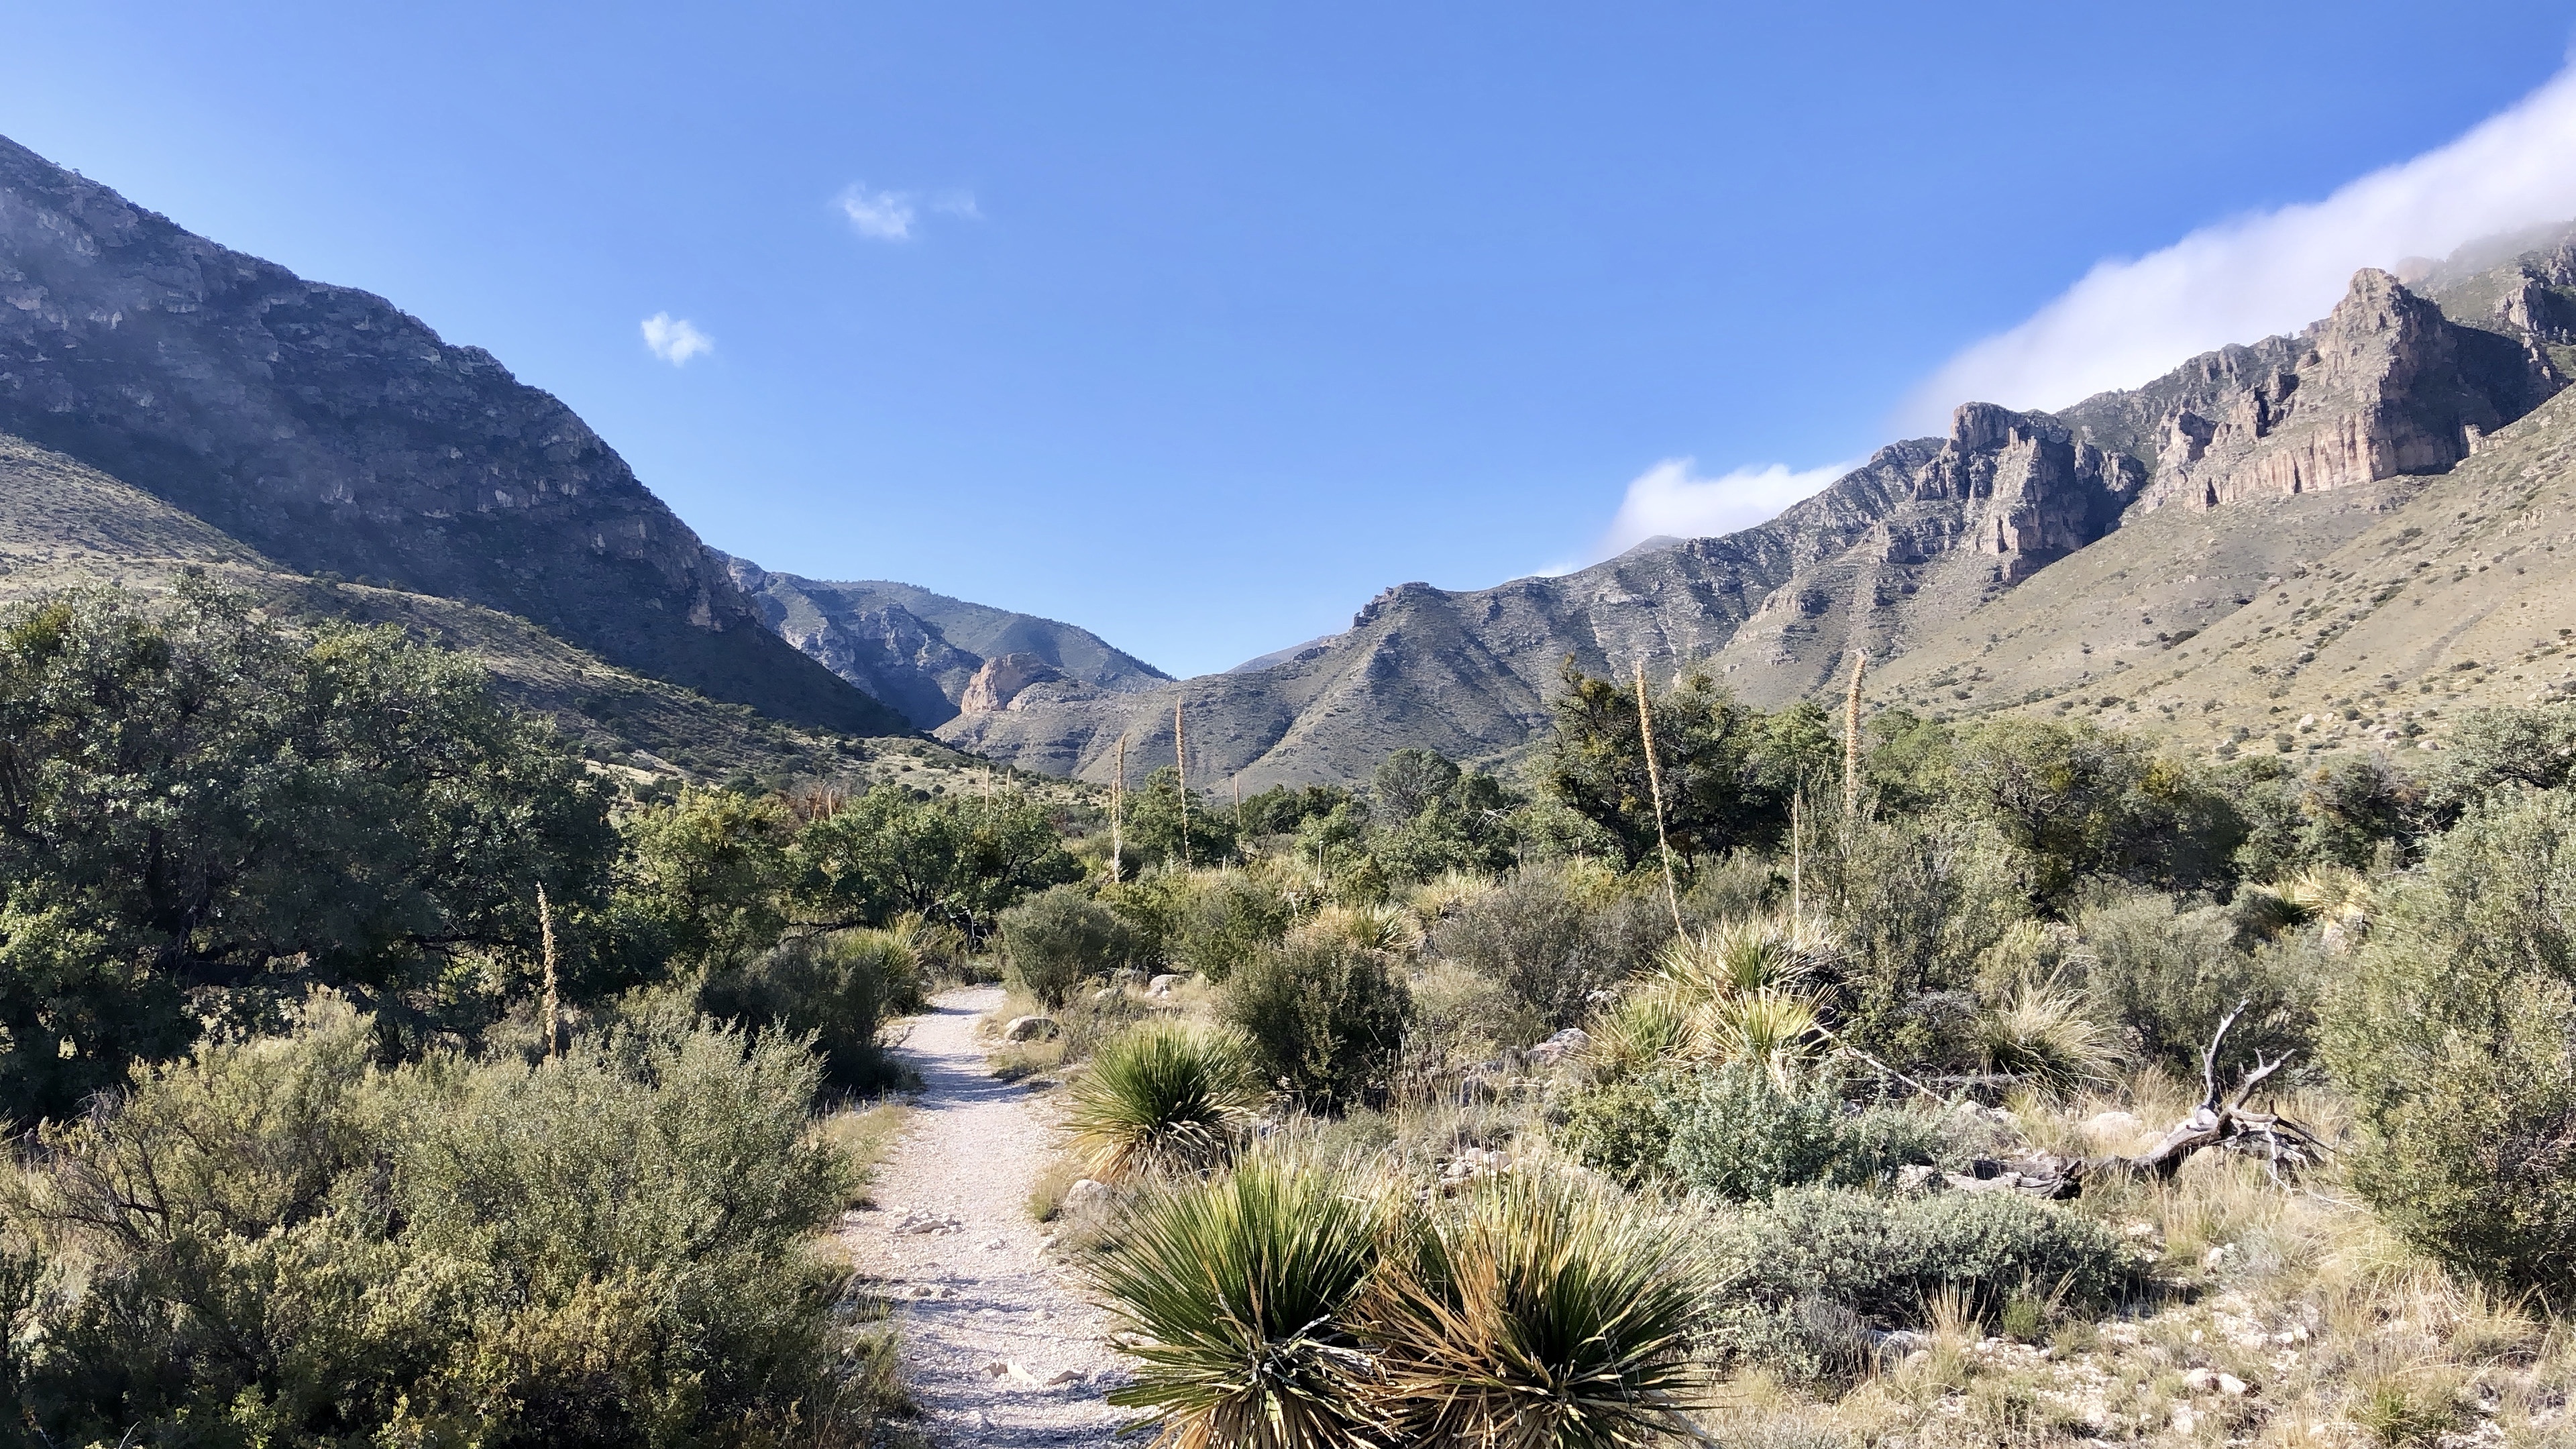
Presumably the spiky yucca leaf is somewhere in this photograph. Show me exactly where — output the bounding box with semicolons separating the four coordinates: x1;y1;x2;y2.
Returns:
1408;869;1498;924
1580;987;1694;1083
1290;902;1426;960
1065;1024;1265;1179
1975;985;2118;1094
1695;987;1827;1089
1356;1173;1711;1448
1653;914;1838;998
1087;1160;1383;1449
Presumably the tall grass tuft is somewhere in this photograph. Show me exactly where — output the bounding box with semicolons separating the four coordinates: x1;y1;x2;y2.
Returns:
1582;987;1694;1082
1974;985;2118;1095
1064;1023;1265;1179
1357;1172;1712;1447
1655;913;1838;998
1087;1159;1383;1448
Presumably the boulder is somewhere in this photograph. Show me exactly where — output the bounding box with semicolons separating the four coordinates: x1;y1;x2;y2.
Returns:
1524;1027;1591;1067
1003;1015;1059;1042
1148;973;1189;996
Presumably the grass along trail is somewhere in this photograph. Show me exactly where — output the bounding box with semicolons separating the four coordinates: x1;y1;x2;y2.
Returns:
842;986;1129;1447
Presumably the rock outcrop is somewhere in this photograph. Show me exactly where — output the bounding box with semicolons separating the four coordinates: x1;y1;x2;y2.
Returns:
957;653;1067;713
0;133;902;736
722;560;1167;729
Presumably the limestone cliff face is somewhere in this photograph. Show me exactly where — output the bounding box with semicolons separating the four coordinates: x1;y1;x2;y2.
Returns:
2109;270;2560;512
722;559;1169;729
0;133;900;735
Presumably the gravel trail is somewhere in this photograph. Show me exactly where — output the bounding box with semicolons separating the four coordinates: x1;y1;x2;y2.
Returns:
842;987;1131;1447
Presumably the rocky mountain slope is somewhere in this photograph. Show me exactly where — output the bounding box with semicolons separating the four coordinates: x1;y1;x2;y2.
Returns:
720;559;1169;730
939;239;2576;788
0;133;904;738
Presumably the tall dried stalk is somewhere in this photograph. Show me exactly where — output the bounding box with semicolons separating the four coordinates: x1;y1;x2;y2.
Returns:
1110;735;1127;881
1232;774;1243;864
1632;659;1686;935
1842;649;1867;820
537;883;559;1060
1174;698;1190;870
1790;790;1805;922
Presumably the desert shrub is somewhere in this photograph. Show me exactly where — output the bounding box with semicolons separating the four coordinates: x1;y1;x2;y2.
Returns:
2422;702;2576;810
1705;1187;2138;1379
1563;1065;1944;1194
1662;1067;1939;1201
3;997;870;1446
2322;789;2576;1291
1939;717;2241;900
1087;1159;1381;1448
1972;985;2119;1094
1401;959;1548;1079
1581;988;1695;1083
1223;941;1413;1108
1165;873;1295;983
1357;1173;1711;1445
1820;814;2031;1064
1064;1023;1265;1178
999;884;1138;1008
1435;864;1674;1027
2074;890;2317;1075
698;926;924;1093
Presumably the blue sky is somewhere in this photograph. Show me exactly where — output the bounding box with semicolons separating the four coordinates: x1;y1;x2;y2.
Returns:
5;2;2573;676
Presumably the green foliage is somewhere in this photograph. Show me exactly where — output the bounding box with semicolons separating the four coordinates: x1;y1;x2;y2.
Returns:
1165;871;1296;983
0;582;614;1122
1367;749;1521;883
1000;885;1138;1008
1063;1022;1265;1177
791;783;1080;936
1542;659;1785;868
1562;1065;1944;1195
2073;890;2318;1077
1433;864;1673;1027
1236;782;1358;839
1223;941;1412;1108
1705;1187;2138;1379
1973;985;2120;1094
3;997;872;1446
1940;718;2239;901
2424;702;2576;810
1087;1159;1383;1449
2229;755;2420;878
1126;765;1240;869
2322;789;2576;1291
609;785;795;977
1357;1173;1712;1446
1819;814;2031;1064
698;926;925;1093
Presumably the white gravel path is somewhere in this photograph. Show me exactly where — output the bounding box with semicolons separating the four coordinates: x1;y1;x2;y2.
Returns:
842;986;1133;1447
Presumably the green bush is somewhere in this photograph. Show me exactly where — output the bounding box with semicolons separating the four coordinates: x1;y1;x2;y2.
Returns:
1434;864;1672;1027
1705;1187;2138;1379
1086;1159;1381;1447
2322;789;2576;1290
1222;940;1412;1109
1166;873;1295;983
999;884;1137;1008
1562;1065;1946;1196
2074;890;2318;1075
698;926;925;1093
3;996;874;1446
1064;1023;1264;1177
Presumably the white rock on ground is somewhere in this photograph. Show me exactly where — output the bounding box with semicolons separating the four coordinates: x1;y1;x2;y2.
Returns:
838;987;1130;1446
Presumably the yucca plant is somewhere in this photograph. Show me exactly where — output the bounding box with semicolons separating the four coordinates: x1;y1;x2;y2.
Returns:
1088;1159;1384;1449
1065;1023;1265;1178
1974;985;2118;1095
1654;913;1837;998
1580;987;1694;1083
1697;986;1828;1089
1409;868;1499;924
1356;1172;1712;1448
1291;902;1428;960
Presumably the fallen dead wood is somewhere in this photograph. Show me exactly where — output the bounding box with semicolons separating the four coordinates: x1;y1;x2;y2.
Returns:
2106;998;2328;1182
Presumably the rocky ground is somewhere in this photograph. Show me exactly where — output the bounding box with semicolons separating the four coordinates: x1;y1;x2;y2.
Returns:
839;987;1130;1448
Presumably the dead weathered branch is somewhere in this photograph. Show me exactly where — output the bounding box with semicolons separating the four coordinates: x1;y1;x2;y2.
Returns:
2109;997;2327;1182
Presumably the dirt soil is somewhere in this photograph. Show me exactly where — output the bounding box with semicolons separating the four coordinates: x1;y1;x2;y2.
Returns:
840;987;1131;1447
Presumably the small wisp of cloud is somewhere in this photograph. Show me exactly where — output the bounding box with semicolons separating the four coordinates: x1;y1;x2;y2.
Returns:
1906;59;2576;428
837;182;980;241
640;313;713;366
1574;458;1851;569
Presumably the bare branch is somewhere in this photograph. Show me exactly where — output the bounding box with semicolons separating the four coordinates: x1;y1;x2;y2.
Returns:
2198;997;2251;1112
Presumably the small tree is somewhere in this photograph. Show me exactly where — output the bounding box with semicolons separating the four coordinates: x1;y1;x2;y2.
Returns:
1541;659;1774;868
999;885;1136;1008
1222;940;1411;1108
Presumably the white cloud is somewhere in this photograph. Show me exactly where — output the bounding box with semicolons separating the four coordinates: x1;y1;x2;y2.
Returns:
1904;60;2576;429
640;312;714;366
837;183;918;240
835;182;980;241
1590;458;1853;563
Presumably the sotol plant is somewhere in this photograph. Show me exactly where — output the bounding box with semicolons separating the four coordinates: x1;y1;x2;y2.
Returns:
1064;1023;1265;1179
1085;1159;1383;1448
